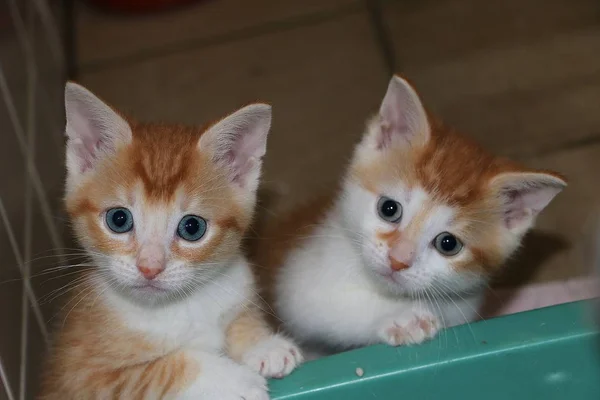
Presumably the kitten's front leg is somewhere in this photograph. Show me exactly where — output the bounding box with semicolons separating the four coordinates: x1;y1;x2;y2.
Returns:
377;307;441;346
226;305;303;378
179;351;268;400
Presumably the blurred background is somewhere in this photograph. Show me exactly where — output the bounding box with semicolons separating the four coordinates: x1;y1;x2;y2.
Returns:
1;0;599;398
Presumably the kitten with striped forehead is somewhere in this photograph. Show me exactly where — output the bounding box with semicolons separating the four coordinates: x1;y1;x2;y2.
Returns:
41;84;302;399
255;76;566;351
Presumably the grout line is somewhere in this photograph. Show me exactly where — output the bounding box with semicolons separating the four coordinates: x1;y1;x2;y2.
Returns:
0;355;16;400
0;198;49;341
364;0;396;75
78;2;363;74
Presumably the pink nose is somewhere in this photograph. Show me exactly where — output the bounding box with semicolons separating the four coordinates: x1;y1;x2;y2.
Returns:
137;265;163;280
136;244;166;280
389;258;410;271
389;239;416;272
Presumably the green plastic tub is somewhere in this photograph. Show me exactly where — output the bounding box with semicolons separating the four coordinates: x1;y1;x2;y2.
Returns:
270;300;600;399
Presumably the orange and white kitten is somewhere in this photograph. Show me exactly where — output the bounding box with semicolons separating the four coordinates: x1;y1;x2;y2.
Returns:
41;83;302;399
255;76;566;352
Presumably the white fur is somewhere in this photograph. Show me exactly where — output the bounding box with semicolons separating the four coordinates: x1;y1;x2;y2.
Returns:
103;256;255;354
81;184;230;307
274;180;484;351
99;258;270;399
87;218;300;398
273;77;487;350
65;85;298;398
273;76;563;351
242;334;303;378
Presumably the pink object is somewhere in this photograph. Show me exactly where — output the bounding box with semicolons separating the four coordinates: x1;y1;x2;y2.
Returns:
481;277;600;318
389;239;415;271
136;244;166;280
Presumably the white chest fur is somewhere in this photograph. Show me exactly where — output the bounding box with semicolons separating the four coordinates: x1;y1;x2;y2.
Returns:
105;258;254;352
275;219;482;350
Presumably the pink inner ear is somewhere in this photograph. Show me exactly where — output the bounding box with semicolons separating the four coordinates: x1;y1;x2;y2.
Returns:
503;189;529;230
80;138;106;173
70;129;108;174
376;77;428;150
377;120;411;149
65;83;133;178
202;104;270;189
502;184;562;230
222;149;255;185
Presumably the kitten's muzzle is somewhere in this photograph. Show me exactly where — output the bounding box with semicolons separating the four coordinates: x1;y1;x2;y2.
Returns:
389;239;415;271
137;265;163;280
136;244;166;280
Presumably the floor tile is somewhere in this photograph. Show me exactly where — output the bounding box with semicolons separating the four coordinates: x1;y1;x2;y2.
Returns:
432;73;600;159
383;0;600;68
382;0;600;155
78;0;358;65
80;12;388;207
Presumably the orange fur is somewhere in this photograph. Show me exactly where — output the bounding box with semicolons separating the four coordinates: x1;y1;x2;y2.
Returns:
252;84;566;297
252;194;335;313
40;281;199;399
351;118;565;275
226;304;273;362
65;120;248;265
42;98;278;398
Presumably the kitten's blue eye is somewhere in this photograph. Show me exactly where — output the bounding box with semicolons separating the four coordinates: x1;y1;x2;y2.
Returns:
433;232;463;257
177;215;207;242
377;197;402;223
105;208;133;234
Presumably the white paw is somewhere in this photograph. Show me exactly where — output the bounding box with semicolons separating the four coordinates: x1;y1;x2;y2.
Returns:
181;356;269;400
378;310;440;346
242;335;303;378
226;366;269;400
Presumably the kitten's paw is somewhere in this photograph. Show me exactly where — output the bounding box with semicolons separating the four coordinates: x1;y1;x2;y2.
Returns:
227;366;269;400
182;356;268;400
378;311;440;346
243;334;303;378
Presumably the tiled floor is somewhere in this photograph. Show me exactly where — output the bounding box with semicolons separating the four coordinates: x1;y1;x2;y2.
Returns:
76;0;600;287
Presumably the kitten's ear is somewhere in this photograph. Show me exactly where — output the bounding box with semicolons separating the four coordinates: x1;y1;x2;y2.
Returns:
199;104;271;192
490;172;566;235
366;75;430;150
64;82;132;182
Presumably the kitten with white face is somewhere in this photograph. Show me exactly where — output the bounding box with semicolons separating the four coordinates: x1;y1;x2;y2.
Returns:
41;83;302;399
253;76;566;351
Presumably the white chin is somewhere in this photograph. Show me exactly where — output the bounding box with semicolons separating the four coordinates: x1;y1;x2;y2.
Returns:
123;282;177;304
374;270;430;295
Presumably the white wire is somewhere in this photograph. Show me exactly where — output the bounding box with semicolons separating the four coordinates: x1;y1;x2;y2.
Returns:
0;355;16;400
0;198;49;341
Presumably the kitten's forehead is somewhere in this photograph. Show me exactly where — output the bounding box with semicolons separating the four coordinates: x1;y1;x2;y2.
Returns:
67;122;246;227
415;128;505;205
353;124;518;207
109;122;235;209
128;123;209;201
